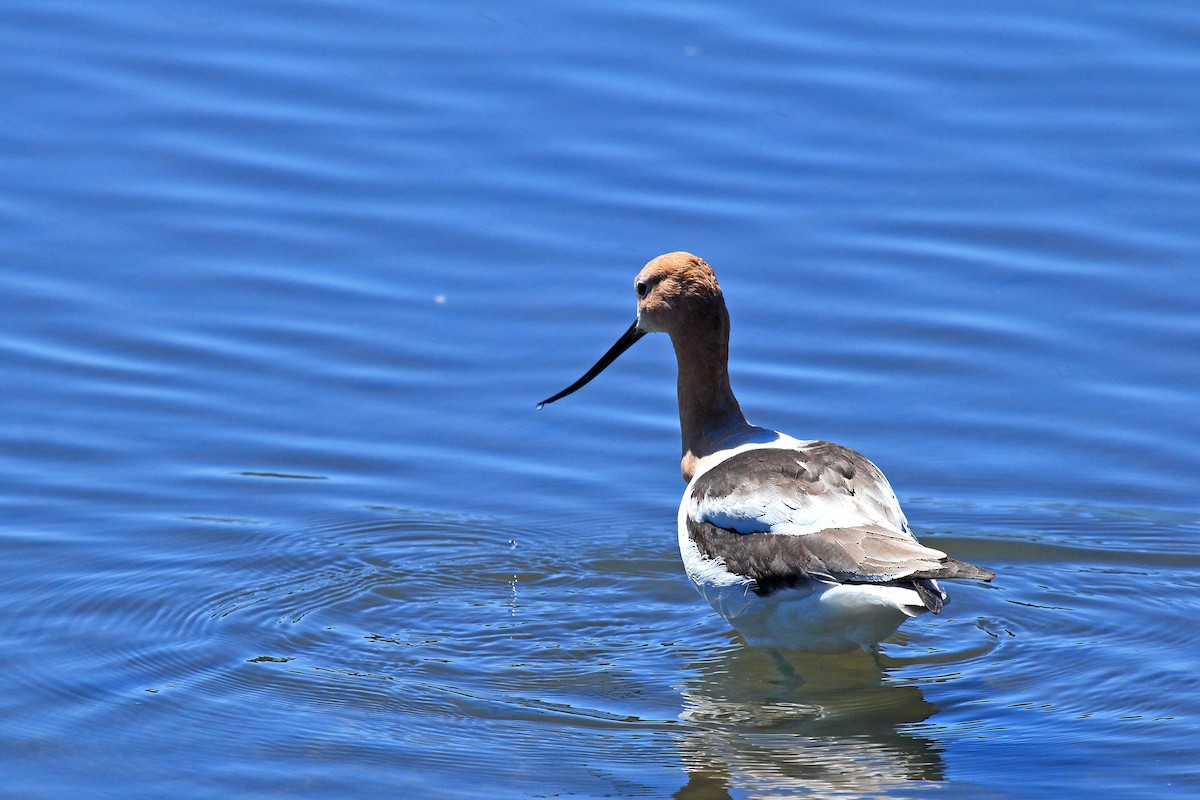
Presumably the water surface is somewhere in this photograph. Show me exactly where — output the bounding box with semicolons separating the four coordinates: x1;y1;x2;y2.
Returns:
2;2;1198;797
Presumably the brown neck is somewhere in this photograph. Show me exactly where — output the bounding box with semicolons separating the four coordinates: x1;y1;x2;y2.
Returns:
671;300;753;480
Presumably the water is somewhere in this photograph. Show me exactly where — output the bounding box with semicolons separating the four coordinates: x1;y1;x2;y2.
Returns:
2;2;1198;797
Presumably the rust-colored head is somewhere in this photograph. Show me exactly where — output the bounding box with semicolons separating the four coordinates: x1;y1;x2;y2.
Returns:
537;251;723;408
633;252;723;336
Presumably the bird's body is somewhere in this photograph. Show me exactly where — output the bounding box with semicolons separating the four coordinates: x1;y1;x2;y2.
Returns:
540;252;993;652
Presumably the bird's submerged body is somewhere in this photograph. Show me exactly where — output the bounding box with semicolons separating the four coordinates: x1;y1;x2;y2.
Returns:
540;252;994;653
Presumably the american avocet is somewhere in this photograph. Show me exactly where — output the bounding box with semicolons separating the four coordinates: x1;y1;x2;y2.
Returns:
539;252;994;653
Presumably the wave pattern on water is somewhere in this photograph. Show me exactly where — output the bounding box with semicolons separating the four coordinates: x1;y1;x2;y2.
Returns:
1;0;1199;798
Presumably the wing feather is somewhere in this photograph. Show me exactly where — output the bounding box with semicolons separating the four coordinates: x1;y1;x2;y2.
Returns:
685;445;994;607
688;443;909;536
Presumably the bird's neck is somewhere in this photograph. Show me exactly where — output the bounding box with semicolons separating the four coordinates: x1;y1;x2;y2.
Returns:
671;305;754;481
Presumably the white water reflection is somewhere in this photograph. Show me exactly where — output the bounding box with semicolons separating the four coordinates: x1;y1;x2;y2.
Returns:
675;644;945;797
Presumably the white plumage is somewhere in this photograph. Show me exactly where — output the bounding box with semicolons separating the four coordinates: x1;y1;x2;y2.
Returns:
678;437;953;651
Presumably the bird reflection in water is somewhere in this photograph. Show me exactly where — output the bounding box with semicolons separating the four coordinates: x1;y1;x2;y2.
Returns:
672;640;944;799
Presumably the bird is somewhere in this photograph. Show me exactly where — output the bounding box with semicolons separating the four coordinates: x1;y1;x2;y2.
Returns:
538;251;994;653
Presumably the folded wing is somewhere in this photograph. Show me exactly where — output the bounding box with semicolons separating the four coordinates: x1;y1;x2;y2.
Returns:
685;445;994;611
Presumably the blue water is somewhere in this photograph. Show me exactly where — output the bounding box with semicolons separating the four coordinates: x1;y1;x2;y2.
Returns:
2;2;1198;797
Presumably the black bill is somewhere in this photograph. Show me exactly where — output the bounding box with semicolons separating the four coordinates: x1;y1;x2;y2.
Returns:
537;320;646;408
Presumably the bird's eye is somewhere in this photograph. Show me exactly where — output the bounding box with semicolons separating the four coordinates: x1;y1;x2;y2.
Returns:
636;281;648;298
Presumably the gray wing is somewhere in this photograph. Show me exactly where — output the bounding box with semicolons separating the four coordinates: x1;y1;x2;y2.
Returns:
687;442;910;536
685;445;994;609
